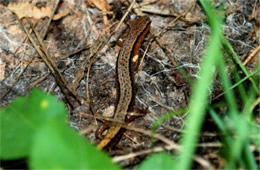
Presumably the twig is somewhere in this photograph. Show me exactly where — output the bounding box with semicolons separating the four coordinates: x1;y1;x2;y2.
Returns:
60;44;91;59
127;0;143;16
1;1;60;100
242;45;260;66
0;28;34;100
213;69;259;101
80;111;177;146
80;110;212;168
113;145;213;169
249;96;260;113
42;0;61;38
19;17;83;107
29;73;50;89
114;0;136;32
154;3;195;67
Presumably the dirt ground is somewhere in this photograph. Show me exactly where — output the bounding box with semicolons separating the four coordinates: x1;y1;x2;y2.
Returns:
0;0;259;169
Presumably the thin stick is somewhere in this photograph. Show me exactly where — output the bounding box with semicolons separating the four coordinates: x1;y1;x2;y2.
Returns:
113;145;213;169
242;45;260;66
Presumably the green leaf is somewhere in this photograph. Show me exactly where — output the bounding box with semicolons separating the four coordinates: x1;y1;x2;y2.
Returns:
0;89;67;159
30;119;120;170
138;152;174;170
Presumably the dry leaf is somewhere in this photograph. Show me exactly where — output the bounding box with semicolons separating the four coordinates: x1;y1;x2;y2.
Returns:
8;2;51;19
86;0;112;12
53;8;70;20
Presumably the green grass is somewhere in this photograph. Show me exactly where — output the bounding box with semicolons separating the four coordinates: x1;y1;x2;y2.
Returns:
174;0;259;169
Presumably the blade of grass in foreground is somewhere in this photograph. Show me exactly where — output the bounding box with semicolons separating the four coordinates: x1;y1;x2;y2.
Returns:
222;38;259;93
217;33;258;169
175;0;223;169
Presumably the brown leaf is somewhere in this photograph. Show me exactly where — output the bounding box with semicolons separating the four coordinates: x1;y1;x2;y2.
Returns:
86;0;112;12
7;2;51;19
53;8;70;20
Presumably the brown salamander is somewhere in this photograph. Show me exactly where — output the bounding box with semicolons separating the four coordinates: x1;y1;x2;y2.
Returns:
97;16;151;149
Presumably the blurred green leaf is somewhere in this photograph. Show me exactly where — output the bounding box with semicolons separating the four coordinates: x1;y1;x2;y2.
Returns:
0;89;67;159
30;119;119;170
138;152;174;170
